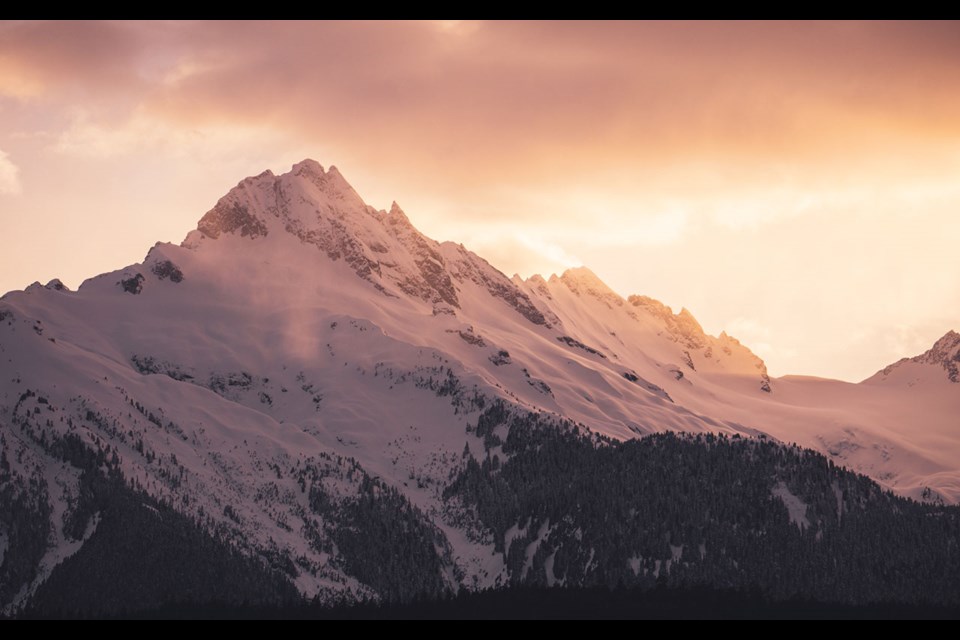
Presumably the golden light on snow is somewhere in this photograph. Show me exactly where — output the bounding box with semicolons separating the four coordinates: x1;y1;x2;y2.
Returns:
1;20;959;382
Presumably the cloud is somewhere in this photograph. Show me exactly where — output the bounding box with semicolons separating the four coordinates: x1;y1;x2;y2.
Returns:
458;229;582;279
5;21;960;194
51;109;302;165
0;150;21;195
2;20;960;382
0;21;143;99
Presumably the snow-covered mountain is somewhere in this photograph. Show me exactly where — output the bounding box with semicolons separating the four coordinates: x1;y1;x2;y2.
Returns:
1;160;958;613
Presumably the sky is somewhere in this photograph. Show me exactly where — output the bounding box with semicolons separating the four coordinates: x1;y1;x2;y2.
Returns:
1;20;958;382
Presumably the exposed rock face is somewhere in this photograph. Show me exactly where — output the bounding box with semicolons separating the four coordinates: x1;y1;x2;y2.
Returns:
44;279;68;292
557;335;607;359
151;260;184;283
627;295;707;349
119;273;144;294
198;201;270;240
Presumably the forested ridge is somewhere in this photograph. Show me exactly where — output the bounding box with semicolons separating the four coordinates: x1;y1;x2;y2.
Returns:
4;398;959;616
447;402;960;605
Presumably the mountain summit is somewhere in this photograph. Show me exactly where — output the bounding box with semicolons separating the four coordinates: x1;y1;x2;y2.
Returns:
1;160;958;614
911;330;960;382
869;330;960;385
184;160;547;324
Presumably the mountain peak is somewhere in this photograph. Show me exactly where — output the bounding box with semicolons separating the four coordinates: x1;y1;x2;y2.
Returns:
179;160;556;325
676;307;704;336
556;267;628;313
938;329;959;344
388;201;411;225
288;159;359;200
291;158;325;176
874;329;960;383
193;160;372;243
921;330;960;382
559;266;599;281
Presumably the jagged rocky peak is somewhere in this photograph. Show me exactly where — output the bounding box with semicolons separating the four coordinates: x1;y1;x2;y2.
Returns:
290;160;363;205
522;274;552;300
288;158;344;188
675;307;704;337
44;279;69;292
928;330;960;358
383;201;420;239
192;160;372;242
179;159;553;327
627;294;702;341
628;294;674;320
628;294;767;378
387;200;409;223
628;295;704;342
718;330;743;347
560;266;614;293
291;158;324;176
911;330;960;382
195;192;269;241
555;267;626;310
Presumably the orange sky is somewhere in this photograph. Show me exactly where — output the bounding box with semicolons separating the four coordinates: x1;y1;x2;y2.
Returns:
1;20;959;381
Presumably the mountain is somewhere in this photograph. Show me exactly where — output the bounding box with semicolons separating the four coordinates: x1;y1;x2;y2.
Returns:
1;160;958;615
867;330;960;385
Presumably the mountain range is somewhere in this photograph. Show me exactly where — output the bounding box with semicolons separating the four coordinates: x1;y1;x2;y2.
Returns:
1;160;958;614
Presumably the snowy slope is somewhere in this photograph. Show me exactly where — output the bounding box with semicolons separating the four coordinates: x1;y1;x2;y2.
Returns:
514;267;960;503
0;159;957;609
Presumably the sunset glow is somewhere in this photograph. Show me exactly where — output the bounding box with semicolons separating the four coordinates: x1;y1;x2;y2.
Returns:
1;20;958;381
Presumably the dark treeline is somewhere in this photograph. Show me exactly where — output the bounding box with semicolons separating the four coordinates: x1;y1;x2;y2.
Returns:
311;473;452;602
18;585;960;620
6;431;299;618
24;471;300;616
448;403;960;605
